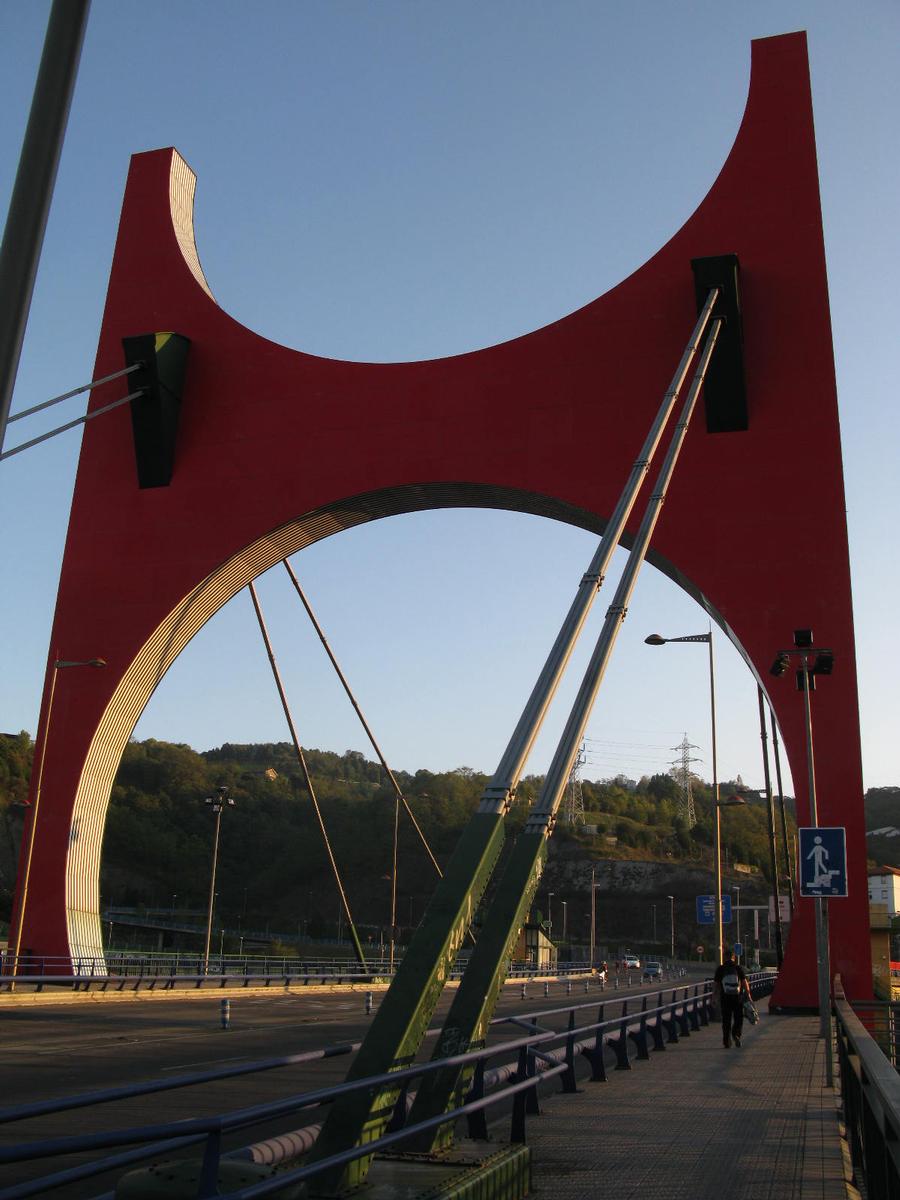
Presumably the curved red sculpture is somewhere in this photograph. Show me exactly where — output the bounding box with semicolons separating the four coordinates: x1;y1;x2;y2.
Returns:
12;31;870;1005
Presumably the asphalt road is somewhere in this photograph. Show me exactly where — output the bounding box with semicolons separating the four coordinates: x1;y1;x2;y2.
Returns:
1;970;707;1198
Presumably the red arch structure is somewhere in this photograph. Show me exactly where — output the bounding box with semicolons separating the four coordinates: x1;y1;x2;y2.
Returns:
12;31;870;1006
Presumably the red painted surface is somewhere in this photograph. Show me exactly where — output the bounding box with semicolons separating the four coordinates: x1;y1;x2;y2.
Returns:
12;32;871;1004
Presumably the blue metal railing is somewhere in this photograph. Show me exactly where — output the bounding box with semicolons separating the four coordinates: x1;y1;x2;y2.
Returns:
0;973;774;1200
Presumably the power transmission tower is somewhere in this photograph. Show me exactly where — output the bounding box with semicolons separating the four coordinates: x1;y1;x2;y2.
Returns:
563;742;586;825
670;733;700;828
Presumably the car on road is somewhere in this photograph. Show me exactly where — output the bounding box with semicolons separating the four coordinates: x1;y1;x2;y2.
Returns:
623;954;641;971
643;960;662;980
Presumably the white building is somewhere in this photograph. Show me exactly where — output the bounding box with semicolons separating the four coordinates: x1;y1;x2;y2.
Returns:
867;866;900;917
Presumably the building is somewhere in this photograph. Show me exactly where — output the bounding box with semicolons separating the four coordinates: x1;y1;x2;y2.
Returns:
867;866;900;917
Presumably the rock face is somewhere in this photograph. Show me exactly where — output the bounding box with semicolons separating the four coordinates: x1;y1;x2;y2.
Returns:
549;858;721;895
534;856;770;954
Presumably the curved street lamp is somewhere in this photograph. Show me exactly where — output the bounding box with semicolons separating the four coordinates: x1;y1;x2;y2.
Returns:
645;630;726;958
203;786;235;973
8;656;106;981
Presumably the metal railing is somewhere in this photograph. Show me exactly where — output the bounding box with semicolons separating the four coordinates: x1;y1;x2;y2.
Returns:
834;976;900;1197
848;997;900;1070
0;951;689;994
0;973;773;1199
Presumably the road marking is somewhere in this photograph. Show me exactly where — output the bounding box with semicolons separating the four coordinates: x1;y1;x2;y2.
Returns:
161;1055;248;1071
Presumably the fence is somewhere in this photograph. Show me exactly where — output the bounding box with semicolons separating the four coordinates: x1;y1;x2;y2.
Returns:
0;973;773;1199
834;975;900;1198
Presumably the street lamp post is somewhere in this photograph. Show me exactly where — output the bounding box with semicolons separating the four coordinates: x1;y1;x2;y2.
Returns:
651;903;657;943
8;655;105;979
770;629;835;1074
589;867;601;969
203;786;234;973
547;892;554;944
734;884;742;956
645;630;720;956
667;894;675;961
562;900;568;946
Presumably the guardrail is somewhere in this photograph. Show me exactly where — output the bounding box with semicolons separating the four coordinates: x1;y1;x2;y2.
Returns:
834;975;900;1197
0;956;688;995
0;973;773;1199
847;998;900;1070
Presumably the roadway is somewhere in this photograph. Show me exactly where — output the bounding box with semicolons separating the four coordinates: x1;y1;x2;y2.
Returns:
1;969;709;1197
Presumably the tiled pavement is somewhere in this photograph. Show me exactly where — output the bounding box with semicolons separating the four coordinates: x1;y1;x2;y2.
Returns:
526;1013;852;1200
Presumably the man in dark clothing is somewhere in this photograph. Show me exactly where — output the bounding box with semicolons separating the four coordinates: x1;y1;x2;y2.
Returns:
714;948;749;1047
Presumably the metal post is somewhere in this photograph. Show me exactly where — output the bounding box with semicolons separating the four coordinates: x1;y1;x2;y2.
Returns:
203;805;222;974
770;709;795;916
589;866;596;969
757;684;785;965
0;0;90;452
708;633;722;964
668;895;675;961
800;656;834;1083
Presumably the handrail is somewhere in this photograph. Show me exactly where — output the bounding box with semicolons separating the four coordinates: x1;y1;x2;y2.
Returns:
833;974;900;1197
0;973;774;1200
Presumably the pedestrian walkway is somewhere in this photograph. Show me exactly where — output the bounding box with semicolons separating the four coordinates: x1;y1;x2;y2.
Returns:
527;1013;853;1200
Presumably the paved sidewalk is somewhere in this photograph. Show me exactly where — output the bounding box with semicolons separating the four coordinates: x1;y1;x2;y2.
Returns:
527;1013;850;1200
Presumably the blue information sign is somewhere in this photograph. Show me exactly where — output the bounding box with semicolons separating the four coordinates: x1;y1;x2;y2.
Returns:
695;894;732;924
732;941;743;958
799;826;848;897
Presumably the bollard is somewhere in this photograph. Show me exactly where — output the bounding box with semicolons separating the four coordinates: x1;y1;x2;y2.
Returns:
544;981;550;997
566;979;572;996
220;998;230;1029
584;979;590;993
365;990;373;1015
521;982;527;999
614;976;619;990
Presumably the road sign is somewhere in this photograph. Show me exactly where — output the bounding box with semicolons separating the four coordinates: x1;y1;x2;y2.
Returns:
768;894;791;922
733;940;743;957
799;826;848;897
696;894;732;924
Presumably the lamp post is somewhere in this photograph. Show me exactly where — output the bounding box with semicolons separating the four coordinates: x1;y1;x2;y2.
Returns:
667;894;675;961
203;786;234;973
547;892;554;944
769;629;835;1071
716;795;746;961
8;655;105;979
651;902;657;942
734;884;742;956
589;867;601;969
645;630;721;956
562;900;568;945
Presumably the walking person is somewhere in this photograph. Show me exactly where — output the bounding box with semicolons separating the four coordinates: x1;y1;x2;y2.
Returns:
714;946;750;1048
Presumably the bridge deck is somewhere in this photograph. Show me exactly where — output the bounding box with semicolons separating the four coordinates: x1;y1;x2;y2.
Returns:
526;1013;851;1200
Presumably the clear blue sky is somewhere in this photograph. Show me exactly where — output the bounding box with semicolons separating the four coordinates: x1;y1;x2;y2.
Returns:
1;2;897;793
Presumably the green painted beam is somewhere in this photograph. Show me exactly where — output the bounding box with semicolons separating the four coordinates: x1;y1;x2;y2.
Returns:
305;811;507;1195
404;832;549;1152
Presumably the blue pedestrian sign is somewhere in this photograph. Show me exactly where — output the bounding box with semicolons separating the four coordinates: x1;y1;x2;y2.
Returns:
696;894;732;924
732;941;743;958
799;826;848;897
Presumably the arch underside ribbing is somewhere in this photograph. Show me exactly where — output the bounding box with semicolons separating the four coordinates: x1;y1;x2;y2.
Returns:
67;481;738;961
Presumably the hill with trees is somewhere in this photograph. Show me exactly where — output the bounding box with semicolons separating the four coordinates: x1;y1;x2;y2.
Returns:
0;732;894;955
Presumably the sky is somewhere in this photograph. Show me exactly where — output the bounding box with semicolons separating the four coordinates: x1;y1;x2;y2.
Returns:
1;2;898;795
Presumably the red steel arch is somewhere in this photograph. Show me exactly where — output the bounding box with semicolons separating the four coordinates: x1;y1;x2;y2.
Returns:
12;32;870;1006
